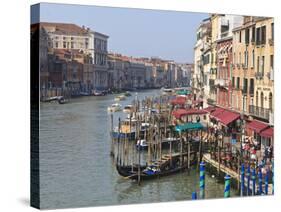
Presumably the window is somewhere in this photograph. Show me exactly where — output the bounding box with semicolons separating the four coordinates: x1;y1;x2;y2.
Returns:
256;27;261;45
271;23;274;40
256;91;259;106
243;78;248;94
71;42;74;49
55;42;58;48
261;56;265;76
252;26;255;42
250;78;254;95
252;50;255;68
63;41;66;48
239;31;242;42
257;56;260;73
261;26;266;45
270;55;274;69
232;77;235;87
237;77;240;89
246;51;248;67
245;28;250;44
269;92;273;111
261;92;264;108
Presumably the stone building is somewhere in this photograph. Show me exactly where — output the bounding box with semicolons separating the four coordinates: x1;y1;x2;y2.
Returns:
193;17;211;103
232;17;274;125
40;22;109;91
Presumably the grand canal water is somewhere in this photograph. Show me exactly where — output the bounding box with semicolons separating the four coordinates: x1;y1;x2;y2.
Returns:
39;89;237;209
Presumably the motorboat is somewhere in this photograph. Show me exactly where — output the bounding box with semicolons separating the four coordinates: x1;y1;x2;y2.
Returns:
136;139;148;150
107;103;122;112
123;105;134;113
114;94;126;101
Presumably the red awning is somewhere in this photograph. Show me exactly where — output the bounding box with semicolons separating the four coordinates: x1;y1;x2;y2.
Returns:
203;106;216;113
215;110;240;126
246;120;268;133
210;107;225;117
172;108;207;119
170;96;186;105
260;127;274;138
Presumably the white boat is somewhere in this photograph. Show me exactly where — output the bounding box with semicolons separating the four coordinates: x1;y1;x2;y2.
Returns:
136;139;148;150
107;103;122;112
123;105;134;113
114;95;126;101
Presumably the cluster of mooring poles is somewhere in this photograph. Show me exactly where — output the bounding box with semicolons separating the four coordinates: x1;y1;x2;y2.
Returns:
192;161;274;200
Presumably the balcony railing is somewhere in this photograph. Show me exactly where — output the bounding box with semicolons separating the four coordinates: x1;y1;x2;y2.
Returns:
267;68;274;81
215;79;229;88
255;72;263;80
249;105;270;120
268;38;274;46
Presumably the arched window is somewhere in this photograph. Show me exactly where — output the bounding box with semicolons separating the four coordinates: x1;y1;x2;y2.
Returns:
256;91;259;107
261;92;264;108
269;92;273;111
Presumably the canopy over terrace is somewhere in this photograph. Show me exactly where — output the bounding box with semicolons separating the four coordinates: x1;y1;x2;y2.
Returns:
175;122;206;133
246;120;269;134
172;108;208;119
176;90;191;96
260;127;274;138
209;107;240;126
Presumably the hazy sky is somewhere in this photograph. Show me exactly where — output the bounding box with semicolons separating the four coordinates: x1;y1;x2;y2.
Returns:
32;3;208;63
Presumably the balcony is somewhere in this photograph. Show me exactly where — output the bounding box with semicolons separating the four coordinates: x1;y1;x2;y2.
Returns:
215;79;229;88
269;112;274;125
242;86;248;95
267;68;274;81
268;38;274;46
255;72;263;80
249;105;270;120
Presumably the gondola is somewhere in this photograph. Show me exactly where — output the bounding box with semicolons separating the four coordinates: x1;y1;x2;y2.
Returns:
116;164;146;177
127;164;191;181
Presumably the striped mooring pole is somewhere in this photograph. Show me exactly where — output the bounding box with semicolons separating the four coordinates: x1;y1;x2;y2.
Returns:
192;192;197;200
265;169;269;195
224;175;231;198
241;163;245;196
199;162;205;199
247;166;251;195
258;166;263;195
252;168;256;196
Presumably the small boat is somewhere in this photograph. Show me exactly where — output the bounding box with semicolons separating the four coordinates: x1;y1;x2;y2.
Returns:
124;91;132;97
115;95;126;101
116;164;147;177
107;103;122;112
136;139;148;150
111;116;137;139
58;96;68;104
162;88;173;95
93;90;105;96
123;105;134;113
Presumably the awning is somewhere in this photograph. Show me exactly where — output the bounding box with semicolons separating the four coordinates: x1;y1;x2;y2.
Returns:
246;120;268;133
203;106;216;113
176;90;190;95
210;107;225;117
215;110;240;126
260;127;274;138
209;107;240;126
172;108;208;119
175;122;205;132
